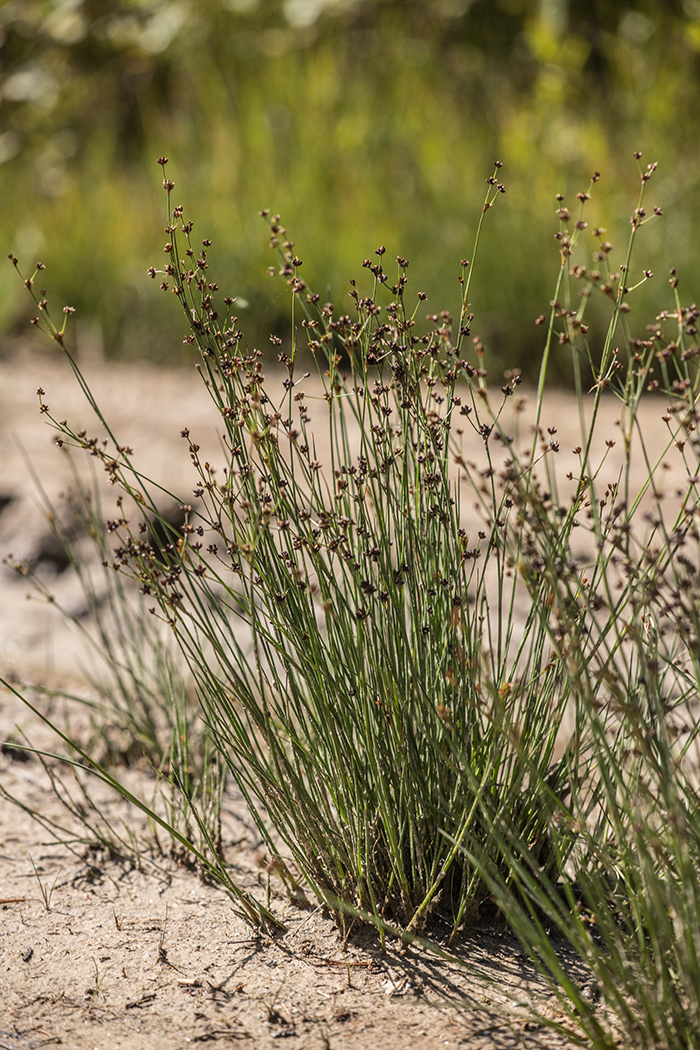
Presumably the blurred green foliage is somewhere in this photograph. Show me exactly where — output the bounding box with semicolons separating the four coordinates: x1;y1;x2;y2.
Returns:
2;0;700;377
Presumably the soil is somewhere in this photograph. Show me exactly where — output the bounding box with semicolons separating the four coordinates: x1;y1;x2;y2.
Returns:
0;692;580;1050
0;343;688;1048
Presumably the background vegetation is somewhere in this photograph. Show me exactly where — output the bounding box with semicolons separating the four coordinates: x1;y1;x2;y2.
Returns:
2;0;700;376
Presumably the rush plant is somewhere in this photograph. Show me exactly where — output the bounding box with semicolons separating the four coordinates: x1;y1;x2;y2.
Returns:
7;159;586;941
455;157;700;1047
7;152;700;1048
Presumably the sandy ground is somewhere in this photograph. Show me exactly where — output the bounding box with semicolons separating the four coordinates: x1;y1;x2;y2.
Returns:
0;343;691;1048
1;684;581;1050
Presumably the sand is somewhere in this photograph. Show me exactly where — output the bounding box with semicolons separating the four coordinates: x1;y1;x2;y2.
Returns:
1;344;688;1048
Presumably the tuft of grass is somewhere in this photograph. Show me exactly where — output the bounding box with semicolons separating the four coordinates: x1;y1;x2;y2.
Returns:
453;158;700;1046
3;454;227;871
7;152;700;1046
10;159;587;941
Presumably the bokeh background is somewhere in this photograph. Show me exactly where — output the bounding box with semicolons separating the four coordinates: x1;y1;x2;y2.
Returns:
1;0;698;379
